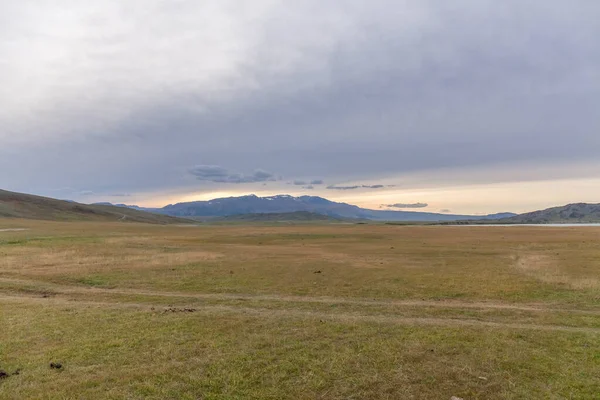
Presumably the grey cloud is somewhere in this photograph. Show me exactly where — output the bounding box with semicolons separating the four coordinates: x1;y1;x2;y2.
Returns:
439;209;451;213
188;165;276;184
188;165;230;180
383;203;429;209
326;184;387;190
1;1;599;201
303;185;314;190
250;169;275;182
327;186;360;190
295;179;323;186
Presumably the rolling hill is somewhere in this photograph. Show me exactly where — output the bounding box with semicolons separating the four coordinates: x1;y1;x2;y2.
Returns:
108;194;516;222
499;203;600;224
0;189;191;224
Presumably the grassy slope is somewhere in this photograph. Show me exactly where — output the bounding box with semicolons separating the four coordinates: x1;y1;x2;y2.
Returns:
1;221;599;399
0;189;190;224
501;203;600;223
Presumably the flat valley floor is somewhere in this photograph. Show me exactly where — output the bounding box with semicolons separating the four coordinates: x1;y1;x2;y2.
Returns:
1;221;599;399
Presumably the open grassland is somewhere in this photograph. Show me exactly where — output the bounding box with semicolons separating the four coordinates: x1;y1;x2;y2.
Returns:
1;220;599;399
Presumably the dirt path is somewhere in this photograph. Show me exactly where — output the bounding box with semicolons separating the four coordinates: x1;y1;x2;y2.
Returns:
96;289;600;315
1;292;599;334
1;276;599;315
0;228;29;232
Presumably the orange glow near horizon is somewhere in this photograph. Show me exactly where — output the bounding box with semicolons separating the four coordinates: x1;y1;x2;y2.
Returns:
112;177;600;216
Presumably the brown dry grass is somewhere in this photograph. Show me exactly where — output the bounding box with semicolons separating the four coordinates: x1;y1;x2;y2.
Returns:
515;253;600;289
1;220;599;399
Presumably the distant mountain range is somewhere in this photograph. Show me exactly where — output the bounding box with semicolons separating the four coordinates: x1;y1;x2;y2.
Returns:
4;189;600;224
0;190;190;224
211;211;344;223
95;194;516;222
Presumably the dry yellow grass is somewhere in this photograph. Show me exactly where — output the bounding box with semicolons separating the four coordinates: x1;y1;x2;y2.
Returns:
1;220;599;399
515;253;600;289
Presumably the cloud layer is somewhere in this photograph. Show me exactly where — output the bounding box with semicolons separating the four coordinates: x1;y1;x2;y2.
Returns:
382;203;429;209
0;1;599;208
327;184;395;190
189;165;276;184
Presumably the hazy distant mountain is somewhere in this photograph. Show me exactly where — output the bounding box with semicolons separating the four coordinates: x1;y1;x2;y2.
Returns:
92;202;145;210
500;203;600;223
112;194;516;222
211;211;344;222
0;189;190;224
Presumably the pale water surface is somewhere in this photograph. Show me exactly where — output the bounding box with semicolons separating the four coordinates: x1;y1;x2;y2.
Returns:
456;224;600;227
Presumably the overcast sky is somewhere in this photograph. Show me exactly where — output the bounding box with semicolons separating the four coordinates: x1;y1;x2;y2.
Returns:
1;1;599;213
